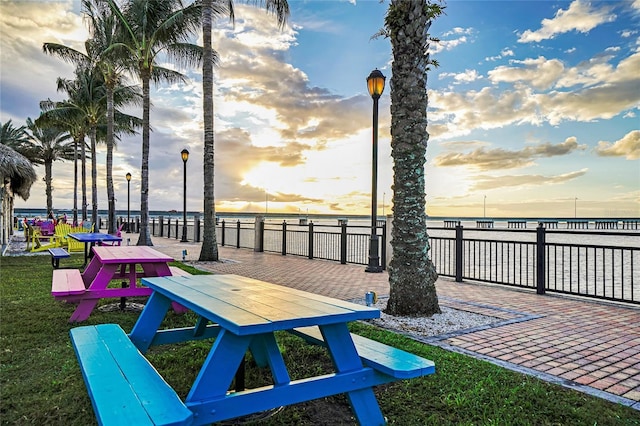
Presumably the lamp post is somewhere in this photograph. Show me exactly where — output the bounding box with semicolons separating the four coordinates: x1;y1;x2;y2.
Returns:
180;149;189;242
126;172;131;233
365;69;385;273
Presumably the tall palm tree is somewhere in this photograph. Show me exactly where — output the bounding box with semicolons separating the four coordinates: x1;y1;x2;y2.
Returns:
21;117;75;213
384;0;444;316
108;0;203;246
44;0;137;233
198;0;289;261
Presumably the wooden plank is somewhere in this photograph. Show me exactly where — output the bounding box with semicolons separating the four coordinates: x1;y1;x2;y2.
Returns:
292;326;435;379
48;248;70;258
142;275;379;335
52;269;86;297
70;324;192;426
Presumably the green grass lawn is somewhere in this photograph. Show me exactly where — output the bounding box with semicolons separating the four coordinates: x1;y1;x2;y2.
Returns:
1;255;638;425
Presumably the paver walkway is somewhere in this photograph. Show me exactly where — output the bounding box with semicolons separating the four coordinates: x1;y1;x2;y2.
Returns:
151;236;640;411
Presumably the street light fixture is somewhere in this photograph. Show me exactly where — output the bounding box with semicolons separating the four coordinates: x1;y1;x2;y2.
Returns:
365;68;385;273
126;172;131;233
180;149;189;242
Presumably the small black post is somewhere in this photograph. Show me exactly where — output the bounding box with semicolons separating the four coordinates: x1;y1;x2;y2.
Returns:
159;216;164;237
281;221;287;255
221;220;226;246
195;215;201;242
308;222;314;259
380;222;387;270
236;220;241;248
536;223;546;295
257;219;264;252
455;223;463;282
340;222;347;264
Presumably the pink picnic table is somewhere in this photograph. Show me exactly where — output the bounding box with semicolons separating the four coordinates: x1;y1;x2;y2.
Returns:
61;246;179;322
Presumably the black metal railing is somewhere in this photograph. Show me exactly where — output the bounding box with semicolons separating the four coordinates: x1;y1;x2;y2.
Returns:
429;224;639;305
215;220;386;268
148;216;638;305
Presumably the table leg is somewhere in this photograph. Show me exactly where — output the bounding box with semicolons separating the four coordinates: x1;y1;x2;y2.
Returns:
129;292;173;353
321;323;386;425
186;329;251;402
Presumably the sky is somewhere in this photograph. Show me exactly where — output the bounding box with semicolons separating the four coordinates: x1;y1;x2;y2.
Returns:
1;0;639;219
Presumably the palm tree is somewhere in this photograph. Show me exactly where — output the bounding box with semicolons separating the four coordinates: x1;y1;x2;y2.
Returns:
44;0;137;233
0;120;30;152
108;0;203;246
21;117;75;213
384;0;444;316
198;0;289;261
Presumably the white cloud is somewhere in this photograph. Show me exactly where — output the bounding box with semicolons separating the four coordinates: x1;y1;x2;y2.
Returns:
488;57;565;90
594;130;640;160
518;0;616;43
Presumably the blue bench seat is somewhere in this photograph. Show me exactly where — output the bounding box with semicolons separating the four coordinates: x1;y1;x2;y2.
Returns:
48;247;70;269
291;326;435;379
70;324;193;426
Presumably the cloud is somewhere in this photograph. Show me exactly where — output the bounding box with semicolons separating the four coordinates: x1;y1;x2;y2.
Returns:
431;27;473;54
594;130;640;160
431;48;640;136
433;136;587;171
0;1;89;120
471;168;589;190
439;69;481;84
518;0;616;43
488;57;565;90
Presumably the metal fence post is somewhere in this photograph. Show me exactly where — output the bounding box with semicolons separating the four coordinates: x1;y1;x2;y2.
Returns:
195;215;201;242
340;223;347;264
159;216;164;237
257;219;264;252
167;218;171;239
236;220;241;248
308;222;314;259
175;220;179;240
455;223;463;282
281;221;287;255
221;220;226;246
536;223;546;295
381;222;387;270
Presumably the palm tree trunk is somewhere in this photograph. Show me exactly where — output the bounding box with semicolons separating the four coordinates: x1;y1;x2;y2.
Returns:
385;0;440;316
137;71;152;246
90;126;98;227
73;138;78;225
81;137;88;222
106;84;116;234
199;0;219;261
45;160;53;213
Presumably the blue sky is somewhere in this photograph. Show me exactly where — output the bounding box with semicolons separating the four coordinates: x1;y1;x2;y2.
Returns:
1;0;638;218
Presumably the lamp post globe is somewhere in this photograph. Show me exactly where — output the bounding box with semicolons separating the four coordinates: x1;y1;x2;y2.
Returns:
181;149;189;242
365;69;385;273
126;173;131;233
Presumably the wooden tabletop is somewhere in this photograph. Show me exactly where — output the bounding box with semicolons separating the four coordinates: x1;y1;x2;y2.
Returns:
67;232;122;243
92;246;173;264
141;274;380;335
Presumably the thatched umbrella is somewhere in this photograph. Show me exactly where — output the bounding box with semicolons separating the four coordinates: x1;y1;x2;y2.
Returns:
1;144;37;247
0;143;37;200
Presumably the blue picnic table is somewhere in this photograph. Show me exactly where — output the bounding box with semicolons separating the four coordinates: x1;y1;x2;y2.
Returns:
67;232;122;265
69;274;435;425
